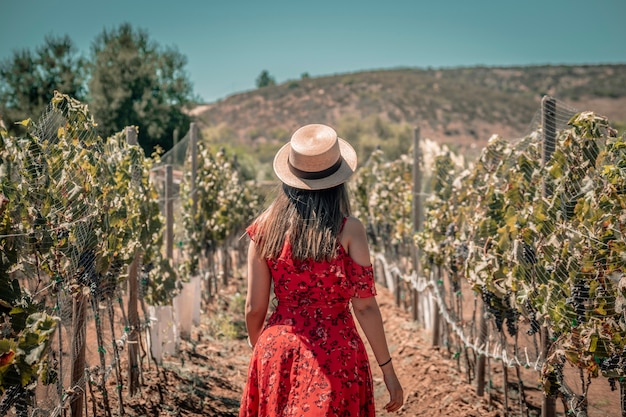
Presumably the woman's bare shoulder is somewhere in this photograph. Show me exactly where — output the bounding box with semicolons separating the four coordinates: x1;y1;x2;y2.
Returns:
340;216;371;265
340;216;367;246
343;216;366;235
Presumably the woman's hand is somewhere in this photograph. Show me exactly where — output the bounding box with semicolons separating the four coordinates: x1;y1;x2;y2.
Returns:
382;369;404;412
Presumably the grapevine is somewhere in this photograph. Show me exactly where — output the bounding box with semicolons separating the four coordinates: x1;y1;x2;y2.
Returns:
0;92;175;406
419;109;626;397
415;151;469;275
180;142;261;278
351;148;414;254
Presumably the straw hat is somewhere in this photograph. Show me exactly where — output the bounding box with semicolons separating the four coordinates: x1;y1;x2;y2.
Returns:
273;124;357;190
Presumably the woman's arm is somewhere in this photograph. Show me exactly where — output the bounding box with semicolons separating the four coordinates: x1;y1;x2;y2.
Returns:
245;239;271;346
343;216;404;412
352;296;404;412
351;297;392;367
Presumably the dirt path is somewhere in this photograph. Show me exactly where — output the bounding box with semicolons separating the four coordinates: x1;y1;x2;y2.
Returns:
364;290;504;416
116;276;507;416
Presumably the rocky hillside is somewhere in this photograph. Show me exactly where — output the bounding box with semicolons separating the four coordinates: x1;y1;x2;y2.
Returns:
191;64;626;159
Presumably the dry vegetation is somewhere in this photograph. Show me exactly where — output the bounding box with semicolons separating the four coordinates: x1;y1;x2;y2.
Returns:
191;64;626;165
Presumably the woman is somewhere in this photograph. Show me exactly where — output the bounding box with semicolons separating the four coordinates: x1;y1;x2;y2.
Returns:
240;124;403;416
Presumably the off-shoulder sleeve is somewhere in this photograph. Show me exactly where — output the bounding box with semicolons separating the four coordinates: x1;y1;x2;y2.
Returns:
246;223;258;241
344;256;377;298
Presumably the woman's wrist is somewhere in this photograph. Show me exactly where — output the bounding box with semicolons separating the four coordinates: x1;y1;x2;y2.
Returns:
378;357;392;367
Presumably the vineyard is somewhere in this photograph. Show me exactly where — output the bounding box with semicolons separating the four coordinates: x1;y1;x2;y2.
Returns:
0;92;625;417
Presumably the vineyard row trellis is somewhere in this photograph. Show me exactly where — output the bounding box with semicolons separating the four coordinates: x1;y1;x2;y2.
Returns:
1;91;624;417
364;96;626;417
3;94;193;417
0;93;248;417
151;95;625;417
114;96;626;417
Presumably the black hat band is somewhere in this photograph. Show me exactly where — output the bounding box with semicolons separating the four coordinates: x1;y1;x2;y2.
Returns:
288;158;342;180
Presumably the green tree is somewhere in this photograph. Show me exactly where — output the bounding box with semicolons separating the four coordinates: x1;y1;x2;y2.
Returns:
256;70;276;88
88;23;194;155
0;35;86;135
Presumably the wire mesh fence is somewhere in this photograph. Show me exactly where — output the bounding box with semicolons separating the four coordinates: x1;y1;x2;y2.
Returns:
370;96;624;417
0;93;177;417
2;91;624;417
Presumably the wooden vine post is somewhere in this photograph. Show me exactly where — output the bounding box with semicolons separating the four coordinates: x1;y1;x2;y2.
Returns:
190;123;198;217
173;127;179;148
431;266;441;347
621;380;626;417
411;126;422;322
188;123;202;278
165;165;174;259
126;126;141;396
395;273;402;307
427;128;440;347
541;95;557;417
70;292;87;417
222;246;231;287
476;300;488;396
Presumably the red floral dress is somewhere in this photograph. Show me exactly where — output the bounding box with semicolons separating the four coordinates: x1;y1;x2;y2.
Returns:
239;219;377;417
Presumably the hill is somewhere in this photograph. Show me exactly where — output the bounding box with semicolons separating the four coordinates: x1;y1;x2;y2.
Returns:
190;64;626;164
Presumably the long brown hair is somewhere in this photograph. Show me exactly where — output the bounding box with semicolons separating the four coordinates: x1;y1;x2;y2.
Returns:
253;183;352;261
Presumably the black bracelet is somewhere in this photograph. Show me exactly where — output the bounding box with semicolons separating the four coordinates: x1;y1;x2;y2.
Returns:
378;357;392;367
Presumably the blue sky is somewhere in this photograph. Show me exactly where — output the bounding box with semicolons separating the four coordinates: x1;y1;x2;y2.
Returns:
1;0;625;103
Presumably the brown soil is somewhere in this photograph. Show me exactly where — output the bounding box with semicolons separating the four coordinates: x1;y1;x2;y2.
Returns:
29;273;621;416
110;276;507;417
